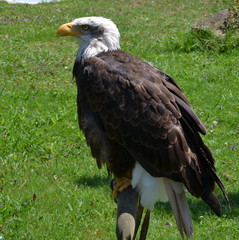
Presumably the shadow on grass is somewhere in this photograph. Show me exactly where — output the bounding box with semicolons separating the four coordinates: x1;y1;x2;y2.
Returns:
75;175;112;188
223;192;239;215
74;175;239;220
154;192;239;221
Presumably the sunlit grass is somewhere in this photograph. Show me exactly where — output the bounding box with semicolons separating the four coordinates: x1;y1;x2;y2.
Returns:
0;0;238;239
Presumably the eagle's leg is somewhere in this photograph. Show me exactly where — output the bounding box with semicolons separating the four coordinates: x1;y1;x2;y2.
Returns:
113;169;132;200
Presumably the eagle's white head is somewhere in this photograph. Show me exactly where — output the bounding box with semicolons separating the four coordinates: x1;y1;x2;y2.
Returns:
57;16;120;60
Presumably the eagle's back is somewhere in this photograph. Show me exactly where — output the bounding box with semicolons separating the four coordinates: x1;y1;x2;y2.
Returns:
73;50;226;209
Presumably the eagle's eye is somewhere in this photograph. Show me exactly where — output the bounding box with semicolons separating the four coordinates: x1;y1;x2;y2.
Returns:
81;25;90;31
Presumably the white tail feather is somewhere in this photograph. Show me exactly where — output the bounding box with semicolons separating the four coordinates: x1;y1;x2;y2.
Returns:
132;162;168;210
132;163;194;238
163;178;194;238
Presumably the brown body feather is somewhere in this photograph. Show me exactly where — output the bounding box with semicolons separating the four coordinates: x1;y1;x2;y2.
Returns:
74;50;227;217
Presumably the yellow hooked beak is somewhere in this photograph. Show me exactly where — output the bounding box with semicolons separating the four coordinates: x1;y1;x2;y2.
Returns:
57;23;83;37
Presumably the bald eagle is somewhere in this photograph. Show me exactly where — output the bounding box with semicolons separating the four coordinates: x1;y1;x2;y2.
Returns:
57;17;228;238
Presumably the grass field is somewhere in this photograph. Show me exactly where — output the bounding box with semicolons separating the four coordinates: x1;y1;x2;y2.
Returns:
0;0;239;239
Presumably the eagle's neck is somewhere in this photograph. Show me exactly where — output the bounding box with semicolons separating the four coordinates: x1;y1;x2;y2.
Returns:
76;34;120;60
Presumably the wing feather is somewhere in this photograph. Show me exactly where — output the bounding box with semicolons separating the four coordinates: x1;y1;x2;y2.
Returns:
75;51;201;174
74;50;228;205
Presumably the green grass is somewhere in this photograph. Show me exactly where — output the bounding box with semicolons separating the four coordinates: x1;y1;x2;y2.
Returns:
0;0;238;239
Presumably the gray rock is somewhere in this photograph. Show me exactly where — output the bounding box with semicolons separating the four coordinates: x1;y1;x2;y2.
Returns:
193;9;238;36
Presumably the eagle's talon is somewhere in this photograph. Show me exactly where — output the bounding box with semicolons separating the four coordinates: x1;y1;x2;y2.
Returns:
113;177;132;200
